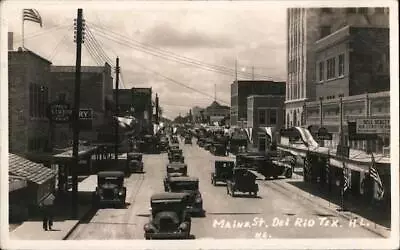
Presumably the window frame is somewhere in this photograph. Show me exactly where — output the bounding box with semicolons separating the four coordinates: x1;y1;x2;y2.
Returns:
338;54;345;77
326;57;336;80
318;61;325;82
258;109;266;125
268;109;277;125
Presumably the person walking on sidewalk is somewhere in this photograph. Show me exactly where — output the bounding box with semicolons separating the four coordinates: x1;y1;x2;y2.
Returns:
41;192;55;231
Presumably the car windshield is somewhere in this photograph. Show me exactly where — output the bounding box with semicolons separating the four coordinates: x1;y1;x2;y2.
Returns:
170;181;198;191
167;167;184;173
99;177;122;186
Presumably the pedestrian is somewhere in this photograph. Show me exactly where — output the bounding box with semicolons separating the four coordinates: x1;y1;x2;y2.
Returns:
41;193;55;231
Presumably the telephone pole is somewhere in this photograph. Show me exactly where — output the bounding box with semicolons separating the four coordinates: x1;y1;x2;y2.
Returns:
72;8;84;218
115;57;120;161
155;93;159;124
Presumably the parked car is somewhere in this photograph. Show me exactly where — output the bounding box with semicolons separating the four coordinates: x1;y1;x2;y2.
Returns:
211;161;234;186
226;168;259;197
127;152;144;173
166;176;205;217
169;152;185;163
168;148;182;159
93;171;126;207
197;138;205;147
159;137;169;152
140;135;161;153
144;192;192;240
210;143;228;156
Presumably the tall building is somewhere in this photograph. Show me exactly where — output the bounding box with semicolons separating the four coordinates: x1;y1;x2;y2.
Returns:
132;87;153;134
286;7;389;128
204;101;230;124
230;80;286;127
50;63;113;147
8;49;52;155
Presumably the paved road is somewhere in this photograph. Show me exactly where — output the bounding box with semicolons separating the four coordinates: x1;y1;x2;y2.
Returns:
68;138;381;240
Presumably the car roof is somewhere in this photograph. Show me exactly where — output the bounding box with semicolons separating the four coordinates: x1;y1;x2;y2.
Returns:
97;171;125;177
169;176;198;182
151;192;189;201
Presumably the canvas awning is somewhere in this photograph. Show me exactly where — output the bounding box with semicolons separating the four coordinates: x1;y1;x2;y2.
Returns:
114;116;136;129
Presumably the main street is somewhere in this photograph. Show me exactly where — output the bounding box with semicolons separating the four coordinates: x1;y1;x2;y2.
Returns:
67;139;381;240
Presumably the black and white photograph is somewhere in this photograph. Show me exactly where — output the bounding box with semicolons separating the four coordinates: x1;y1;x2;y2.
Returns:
0;1;398;249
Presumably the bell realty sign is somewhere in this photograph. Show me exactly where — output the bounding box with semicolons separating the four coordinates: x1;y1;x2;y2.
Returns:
356;118;390;134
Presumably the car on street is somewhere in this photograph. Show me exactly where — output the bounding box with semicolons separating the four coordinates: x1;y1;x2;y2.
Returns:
211;160;234;186
169;152;185;163
164;163;188;191
166;176;205;217
184;136;192;144
127;152;144;173
210;143;228;156
226;168;259;197
144;192;192;240
93;171;126;207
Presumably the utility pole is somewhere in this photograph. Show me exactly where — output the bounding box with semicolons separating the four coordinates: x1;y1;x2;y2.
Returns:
72;8;84;218
115;57;120;161
155;93;159;124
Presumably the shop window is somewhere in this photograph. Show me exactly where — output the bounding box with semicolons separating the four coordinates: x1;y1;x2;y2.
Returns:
338;54;345;76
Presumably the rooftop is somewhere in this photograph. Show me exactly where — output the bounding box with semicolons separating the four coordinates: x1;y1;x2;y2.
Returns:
9;48;52;64
9;153;56;185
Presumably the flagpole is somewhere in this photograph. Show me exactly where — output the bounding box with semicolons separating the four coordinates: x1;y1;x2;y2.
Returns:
22;10;24;48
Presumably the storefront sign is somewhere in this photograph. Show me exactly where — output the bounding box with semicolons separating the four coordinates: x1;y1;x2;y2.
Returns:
317;127;332;140
356;118;390;134
47;101;71;123
348;122;378;141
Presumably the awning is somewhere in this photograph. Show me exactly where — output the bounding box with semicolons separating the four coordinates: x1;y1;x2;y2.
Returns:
294;127;319;148
114;116;136;129
258;127;273;139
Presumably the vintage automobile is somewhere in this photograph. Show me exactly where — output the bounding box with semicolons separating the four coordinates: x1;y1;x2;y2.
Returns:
169;152;185;163
203;139;214;151
164;163;188;191
226;168;259;197
144;192;192;240
211;161;235;186
210;143;228;156
168;148;182;159
127;152;144;173
159;136;169;152
93;171;126;207
237;152;292;179
184;136;192;145
197;138;205;147
139;135;161;154
166;176;205;217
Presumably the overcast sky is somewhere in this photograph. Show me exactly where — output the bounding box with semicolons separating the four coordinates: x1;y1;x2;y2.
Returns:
5;1;288;119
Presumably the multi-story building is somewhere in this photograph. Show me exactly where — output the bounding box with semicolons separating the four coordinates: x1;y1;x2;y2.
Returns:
305;25;390;154
113;88;134;115
286;7;389;128
203;101;230;124
8;48;52;155
50;63;113;147
131;87;153;135
247;95;285;152
191;106;204;123
230;80;286;127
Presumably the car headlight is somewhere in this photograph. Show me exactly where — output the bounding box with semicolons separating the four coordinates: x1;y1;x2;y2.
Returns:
118;190;124;196
144;223;155;233
178;222;189;231
195;195;202;203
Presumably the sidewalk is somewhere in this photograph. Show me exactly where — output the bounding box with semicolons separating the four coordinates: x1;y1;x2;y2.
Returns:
277;174;391;238
9;175;97;240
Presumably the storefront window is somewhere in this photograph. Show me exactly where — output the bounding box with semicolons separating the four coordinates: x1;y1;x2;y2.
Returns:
259;109;265;125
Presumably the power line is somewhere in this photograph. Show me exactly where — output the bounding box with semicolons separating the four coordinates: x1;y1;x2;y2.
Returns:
49;26;73;61
14;24;71;43
94;31;230;104
87;22;270;79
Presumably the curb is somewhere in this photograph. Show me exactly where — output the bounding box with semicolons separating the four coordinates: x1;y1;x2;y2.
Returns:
273;179;391;238
62;206;95;240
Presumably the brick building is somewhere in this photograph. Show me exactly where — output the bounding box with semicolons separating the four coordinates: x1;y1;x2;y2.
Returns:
50;63;113;147
286;7;389;128
247;95;285;152
131;87;153;135
230;80;286;127
315;26;389;99
8;49;52;155
114;88;134;115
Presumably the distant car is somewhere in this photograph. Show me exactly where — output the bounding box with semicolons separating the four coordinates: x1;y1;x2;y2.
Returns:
211;143;227;156
93;171;126;207
168;148;182;159
211;160;234;186
226;168;258;197
167;176;205;217
159;137;169;152
169;152;185;163
197;138;205;147
144;192;192;240
127;152;144;173
164;163;188;191
184;137;192;144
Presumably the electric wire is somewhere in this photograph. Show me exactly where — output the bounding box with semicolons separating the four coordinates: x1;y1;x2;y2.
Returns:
86;22;270;79
49;26;73;61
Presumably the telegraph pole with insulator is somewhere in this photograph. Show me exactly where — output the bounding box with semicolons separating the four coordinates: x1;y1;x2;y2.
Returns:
72;8;84;218
115;57;120;161
155;93;159;124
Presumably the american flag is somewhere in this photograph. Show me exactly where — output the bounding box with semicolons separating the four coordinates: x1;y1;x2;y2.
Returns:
369;154;385;199
342;162;350;192
23;9;42;27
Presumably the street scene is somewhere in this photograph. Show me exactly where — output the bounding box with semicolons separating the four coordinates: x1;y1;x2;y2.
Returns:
3;1;397;249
